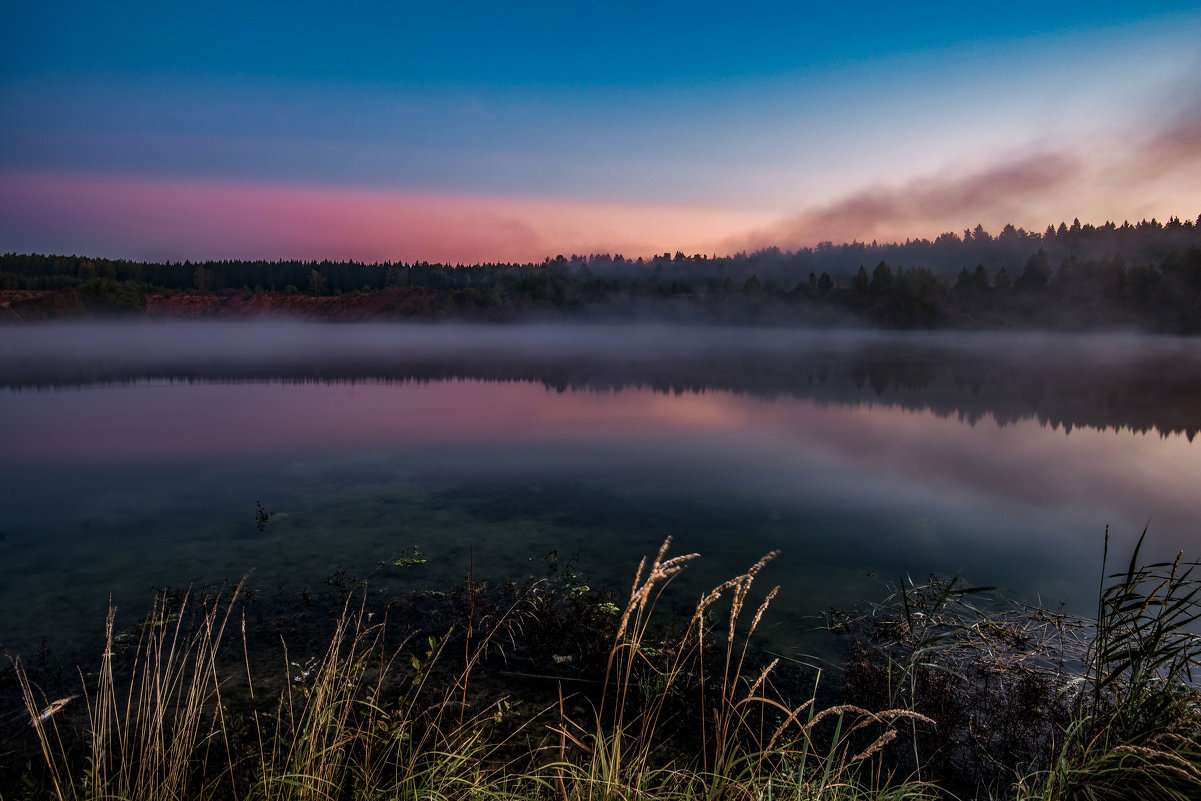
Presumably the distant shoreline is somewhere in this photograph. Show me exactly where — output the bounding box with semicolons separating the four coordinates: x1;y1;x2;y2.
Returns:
4;220;1200;331
3;279;1200;333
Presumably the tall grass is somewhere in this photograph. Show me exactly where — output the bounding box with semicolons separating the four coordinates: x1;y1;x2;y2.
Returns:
551;538;936;800
15;584;242;800
837;529;1201;800
25;529;1198;800
10;581;541;800
1032;529;1201;801
6;541;941;801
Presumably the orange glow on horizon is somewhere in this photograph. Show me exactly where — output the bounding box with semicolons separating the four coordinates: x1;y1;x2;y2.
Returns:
0;171;774;264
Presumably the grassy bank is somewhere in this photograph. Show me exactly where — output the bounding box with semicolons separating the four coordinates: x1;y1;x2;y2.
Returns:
3;533;1199;800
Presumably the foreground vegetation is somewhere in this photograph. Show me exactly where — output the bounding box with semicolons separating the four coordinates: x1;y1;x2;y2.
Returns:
3;532;1199;800
3;215;1201;330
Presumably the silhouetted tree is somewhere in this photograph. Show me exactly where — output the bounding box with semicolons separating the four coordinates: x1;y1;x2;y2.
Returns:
1016;250;1051;291
994;266;1012;291
194;266;213;293
309;269;328;295
853;266;870;293
870;261;894;292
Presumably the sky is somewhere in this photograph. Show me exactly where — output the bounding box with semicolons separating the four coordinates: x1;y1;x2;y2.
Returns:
1;1;1199;263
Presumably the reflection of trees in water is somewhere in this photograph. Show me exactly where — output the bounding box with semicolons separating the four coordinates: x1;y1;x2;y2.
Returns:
5;343;1200;439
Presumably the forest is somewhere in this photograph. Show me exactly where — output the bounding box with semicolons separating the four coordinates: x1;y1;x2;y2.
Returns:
3;214;1201;331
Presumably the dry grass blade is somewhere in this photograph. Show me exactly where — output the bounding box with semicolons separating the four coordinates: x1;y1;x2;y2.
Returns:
5;542;969;801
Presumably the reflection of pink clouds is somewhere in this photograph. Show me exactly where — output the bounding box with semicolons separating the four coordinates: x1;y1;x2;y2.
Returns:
754;400;1201;537
2;381;755;463
529;387;750;429
0;171;770;263
8;381;1199;542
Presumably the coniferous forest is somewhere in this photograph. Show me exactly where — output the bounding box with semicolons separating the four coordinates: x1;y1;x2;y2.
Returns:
3;215;1201;331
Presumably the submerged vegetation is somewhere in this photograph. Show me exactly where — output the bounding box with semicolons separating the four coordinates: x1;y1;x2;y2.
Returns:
3;215;1201;331
2;533;1199;800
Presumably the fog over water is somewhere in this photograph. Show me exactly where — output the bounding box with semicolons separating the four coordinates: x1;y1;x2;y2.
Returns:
5;322;1201;435
2;322;1200;660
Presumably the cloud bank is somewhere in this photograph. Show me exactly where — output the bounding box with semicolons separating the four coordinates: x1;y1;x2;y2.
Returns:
727;92;1201;251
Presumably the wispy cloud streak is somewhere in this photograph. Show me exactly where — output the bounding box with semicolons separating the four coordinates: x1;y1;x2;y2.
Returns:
729;92;1201;251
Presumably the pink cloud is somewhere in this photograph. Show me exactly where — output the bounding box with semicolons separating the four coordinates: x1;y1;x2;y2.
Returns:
734;153;1080;249
0;172;770;263
725;91;1201;251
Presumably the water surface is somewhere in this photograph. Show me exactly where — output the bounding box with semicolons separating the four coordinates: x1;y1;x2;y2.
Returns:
2;323;1199;660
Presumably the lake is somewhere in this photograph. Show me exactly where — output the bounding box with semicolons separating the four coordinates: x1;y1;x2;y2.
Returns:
2;322;1200;662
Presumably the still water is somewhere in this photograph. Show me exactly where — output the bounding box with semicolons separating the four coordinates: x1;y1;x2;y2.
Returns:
2;323;1200;660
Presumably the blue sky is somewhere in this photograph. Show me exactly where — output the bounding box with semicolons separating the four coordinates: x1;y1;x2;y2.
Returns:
6;2;1194;87
1;2;1198;261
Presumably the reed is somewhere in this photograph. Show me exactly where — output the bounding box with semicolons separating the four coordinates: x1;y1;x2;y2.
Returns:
14;582;242;800
551;538;934;800
5;542;983;801
1031;528;1201;801
835;528;1201;800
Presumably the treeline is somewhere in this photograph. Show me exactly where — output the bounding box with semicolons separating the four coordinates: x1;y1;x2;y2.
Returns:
5;330;1200;439
3;214;1201;331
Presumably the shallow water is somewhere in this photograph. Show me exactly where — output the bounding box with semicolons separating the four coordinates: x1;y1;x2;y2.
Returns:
2;322;1200;661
